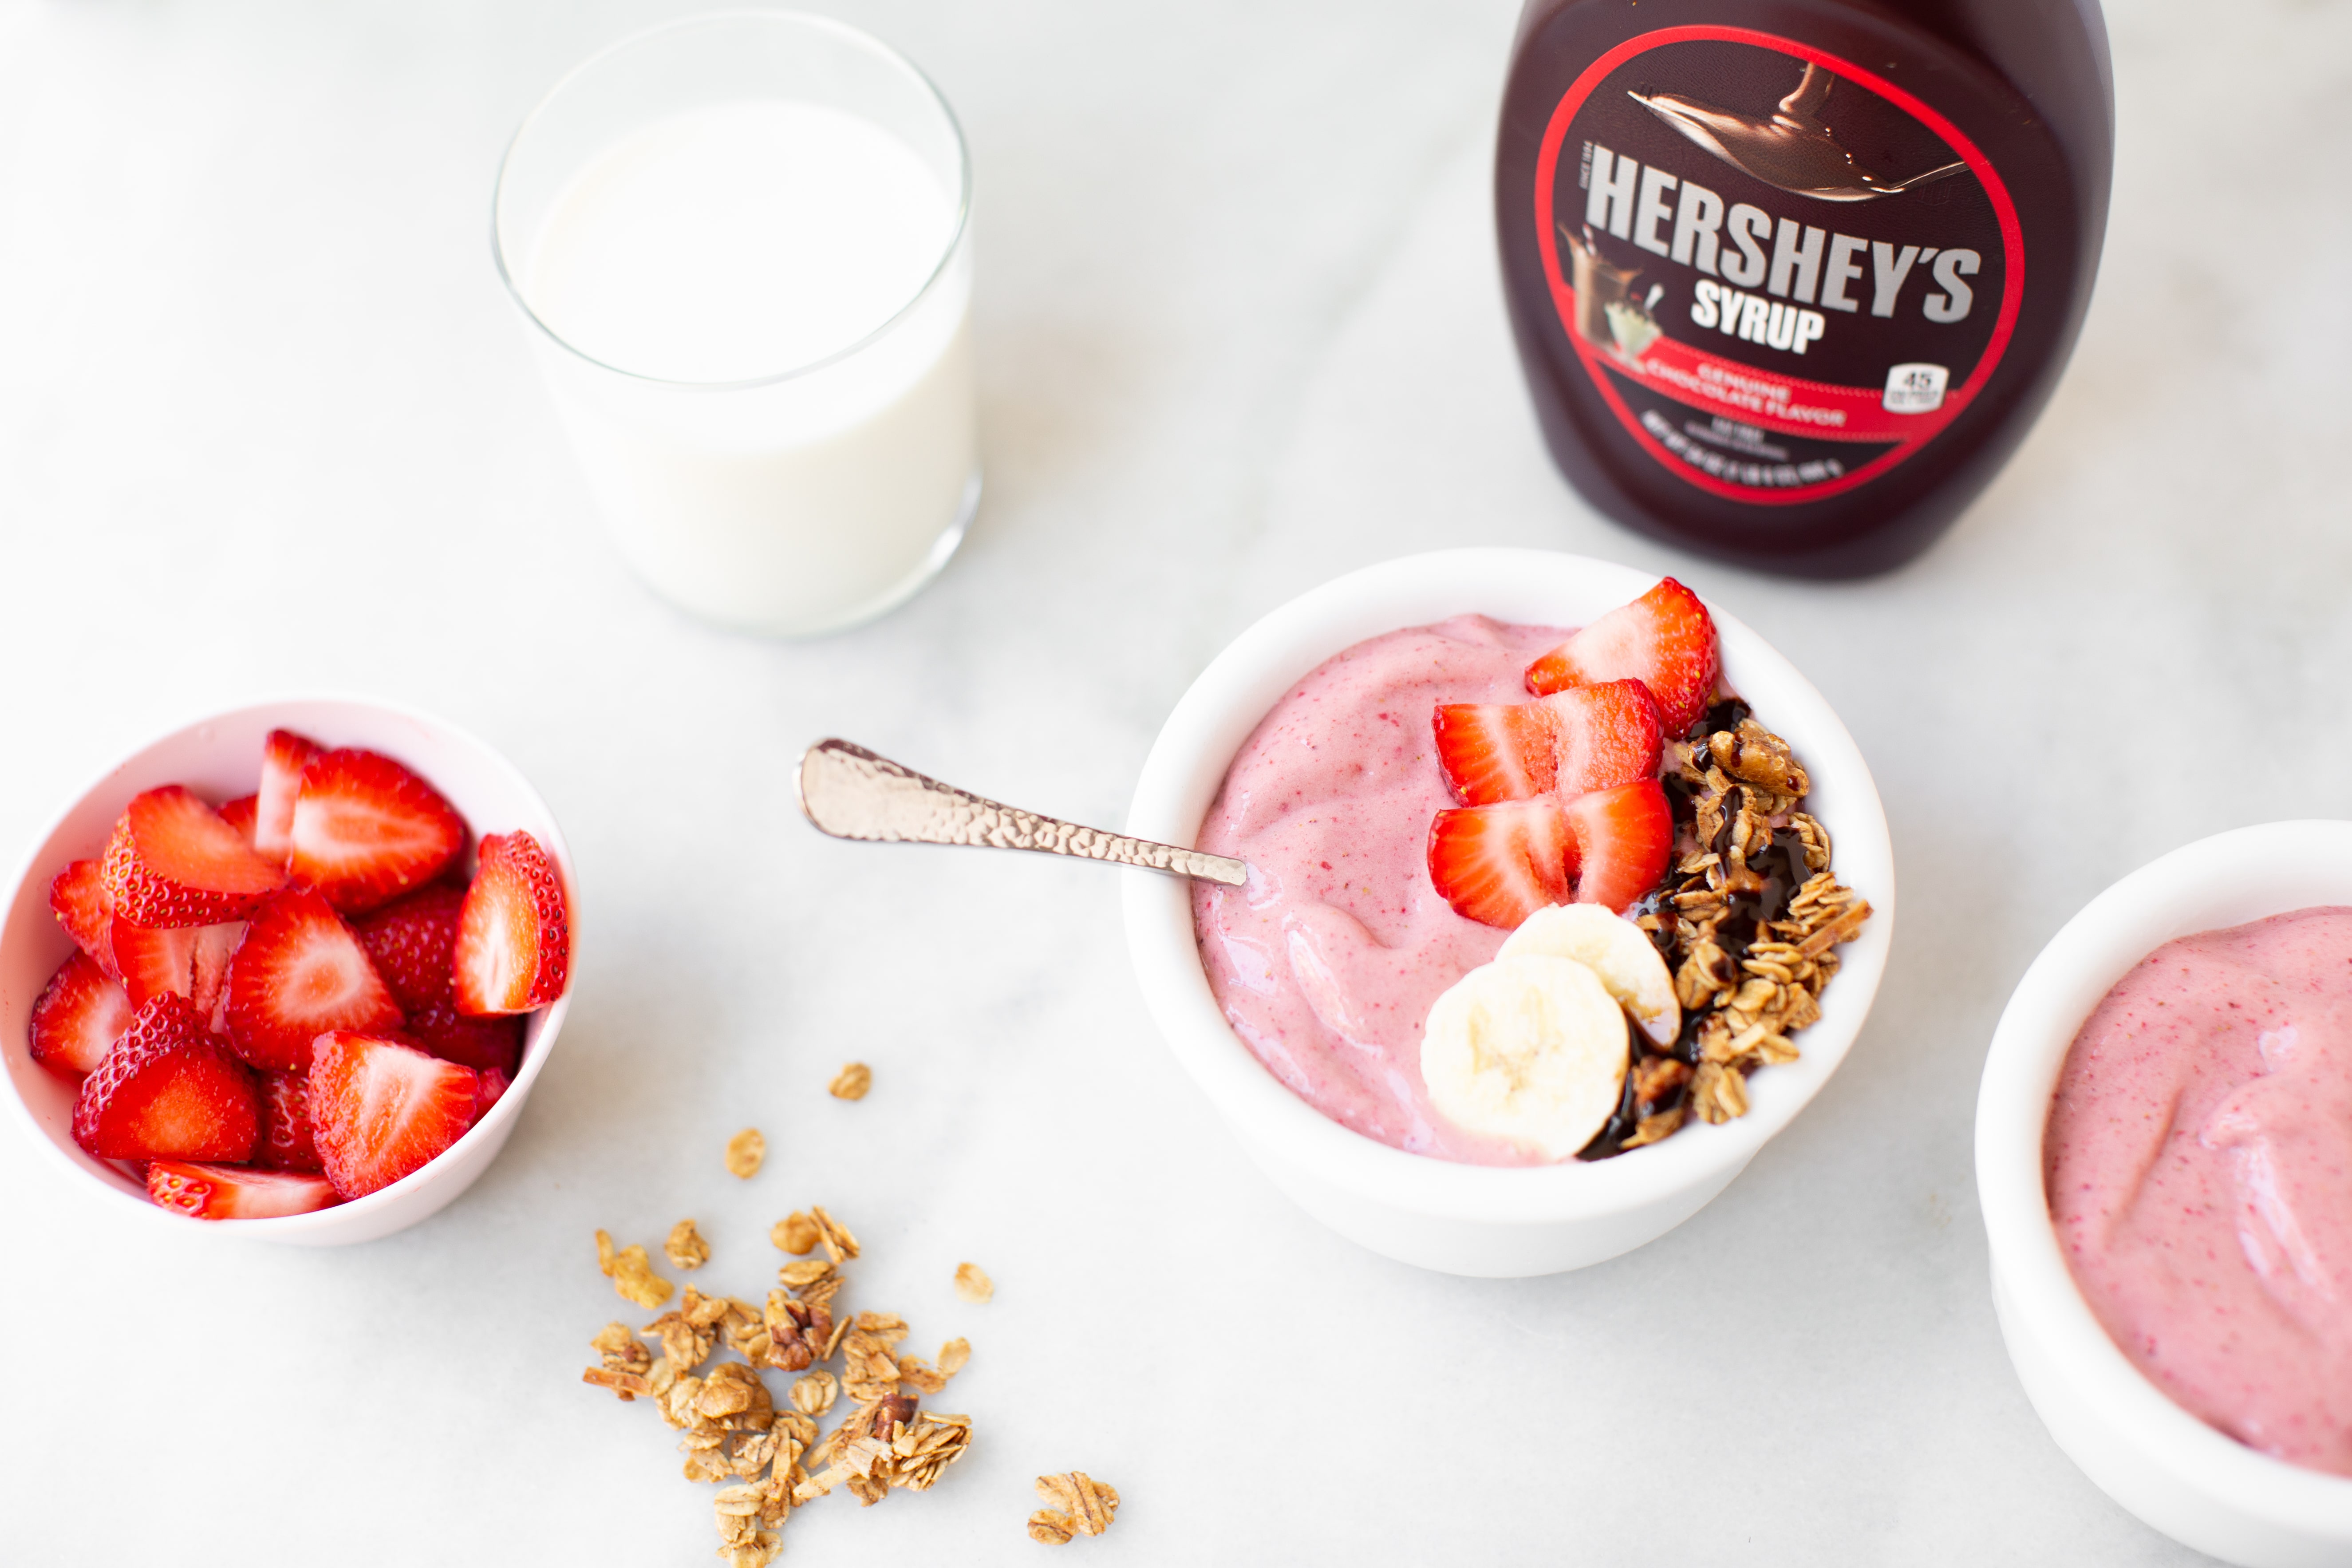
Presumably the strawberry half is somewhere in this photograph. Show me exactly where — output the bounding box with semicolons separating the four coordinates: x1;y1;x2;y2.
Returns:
1539;679;1664;797
1426;800;1577;930
190;920;245;1031
70;993;259;1162
1433;703;1558;805
225;887;403;1070
147;1160;339;1220
112;921;197;1008
114;918;246;1013
28;952;135;1080
454;832;571;1016
48;859;118;978
288;748;466;913
257;1070;324;1172
1524;577;1721;733
1563;780;1674;914
254;728;322;865
309;1031;480;1198
354;882;466;1014
101;786;287;928
356;886;521;1069
219;794;259;845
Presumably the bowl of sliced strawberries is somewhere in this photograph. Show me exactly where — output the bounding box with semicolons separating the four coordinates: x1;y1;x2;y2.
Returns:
1;698;576;1243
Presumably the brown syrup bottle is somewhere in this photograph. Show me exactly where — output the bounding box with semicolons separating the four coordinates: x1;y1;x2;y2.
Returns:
1496;0;2111;576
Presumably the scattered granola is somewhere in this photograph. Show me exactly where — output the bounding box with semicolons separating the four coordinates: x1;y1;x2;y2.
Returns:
724;1129;766;1178
828;1062;872;1101
1605;700;1873;1152
667;1219;712;1270
596;1228;675;1308
790;1371;837;1416
954;1262;994;1304
809;1206;859;1263
583;1321;657;1400
1029;1472;1119;1543
582;1205;975;1565
772;1212;821;1256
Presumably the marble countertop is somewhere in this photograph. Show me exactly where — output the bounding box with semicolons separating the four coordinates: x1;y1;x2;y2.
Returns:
1;0;2340;1561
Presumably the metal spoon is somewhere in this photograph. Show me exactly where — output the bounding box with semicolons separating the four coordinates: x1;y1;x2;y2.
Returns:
794;738;1248;886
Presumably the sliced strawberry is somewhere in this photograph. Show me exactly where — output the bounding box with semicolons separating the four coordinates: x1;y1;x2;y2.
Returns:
147;1159;340;1220
454;832;571;1015
309;1031;479;1198
1426;800;1577;930
355;886;522;1070
219;794;260;845
113;921;197;1007
190;920;245;1031
255;729;322;865
225;887;403;1070
354;882;466;1013
257;1070;324;1171
1433;703;1557;805
1563;780;1675;913
28;952;135;1080
1524;577;1721;733
288;748;466;913
114;917;245;1011
474;1066;512;1122
1537;678;1664;797
48;859;118;978
101;786;287;927
70;993;258;1162
401;1003;522;1077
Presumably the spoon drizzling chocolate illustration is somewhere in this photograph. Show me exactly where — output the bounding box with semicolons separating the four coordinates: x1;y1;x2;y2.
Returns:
1629;62;1964;202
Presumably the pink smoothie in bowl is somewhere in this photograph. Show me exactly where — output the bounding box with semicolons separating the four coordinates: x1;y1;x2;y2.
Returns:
2046;906;2352;1478
1190;616;1568;1165
1190;588;1872;1171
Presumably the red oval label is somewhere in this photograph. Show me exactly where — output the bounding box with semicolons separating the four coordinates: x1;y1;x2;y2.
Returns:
1533;26;2025;504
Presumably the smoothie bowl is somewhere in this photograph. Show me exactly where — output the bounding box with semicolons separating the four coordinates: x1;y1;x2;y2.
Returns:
1;698;576;1246
1977;822;2352;1567
1124;549;1893;1276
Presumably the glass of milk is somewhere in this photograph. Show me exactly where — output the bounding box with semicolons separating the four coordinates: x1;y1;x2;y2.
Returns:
493;13;976;637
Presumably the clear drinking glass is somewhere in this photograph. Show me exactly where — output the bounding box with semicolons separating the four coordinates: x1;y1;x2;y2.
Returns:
493;12;977;637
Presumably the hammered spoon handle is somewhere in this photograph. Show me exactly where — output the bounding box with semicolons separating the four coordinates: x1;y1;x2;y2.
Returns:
793;738;1248;886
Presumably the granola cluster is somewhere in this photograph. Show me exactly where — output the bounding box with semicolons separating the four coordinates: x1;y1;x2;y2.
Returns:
1029;1471;1121;1544
583;1205;975;1567
1604;701;1872;1154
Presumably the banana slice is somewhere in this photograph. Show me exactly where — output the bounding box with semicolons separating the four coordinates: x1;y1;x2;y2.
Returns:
1420;953;1629;1161
1498;903;1681;1047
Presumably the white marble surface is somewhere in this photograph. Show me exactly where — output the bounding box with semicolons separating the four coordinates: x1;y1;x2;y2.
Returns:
0;0;2342;1561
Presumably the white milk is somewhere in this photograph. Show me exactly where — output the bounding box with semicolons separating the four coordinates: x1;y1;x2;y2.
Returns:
520;100;975;636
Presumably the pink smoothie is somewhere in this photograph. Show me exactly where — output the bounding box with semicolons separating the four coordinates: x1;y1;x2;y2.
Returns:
1190;615;1576;1165
2045;906;2352;1477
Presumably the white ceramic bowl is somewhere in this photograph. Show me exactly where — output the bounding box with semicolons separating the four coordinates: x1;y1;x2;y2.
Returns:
1976;822;2352;1566
0;698;577;1246
1124;548;1894;1277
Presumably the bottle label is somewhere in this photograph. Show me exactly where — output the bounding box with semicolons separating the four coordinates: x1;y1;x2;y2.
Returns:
1531;26;2021;502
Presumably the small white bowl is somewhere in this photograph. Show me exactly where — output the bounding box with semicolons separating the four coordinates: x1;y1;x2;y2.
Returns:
1976;822;2352;1566
0;697;577;1246
1123;548;1894;1277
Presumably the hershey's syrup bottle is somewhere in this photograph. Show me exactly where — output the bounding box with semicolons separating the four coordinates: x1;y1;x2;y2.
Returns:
1497;0;2111;576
